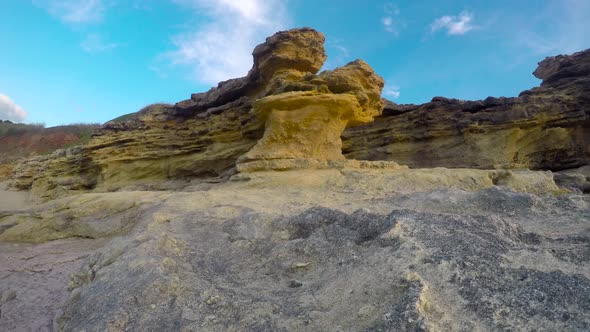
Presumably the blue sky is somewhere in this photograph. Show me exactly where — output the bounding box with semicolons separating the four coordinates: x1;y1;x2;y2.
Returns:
0;0;588;126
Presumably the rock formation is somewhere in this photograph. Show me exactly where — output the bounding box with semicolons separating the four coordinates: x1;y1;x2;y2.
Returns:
237;59;385;171
11;27;390;199
10;30;590;201
1;27;590;331
0;123;98;182
343;49;590;171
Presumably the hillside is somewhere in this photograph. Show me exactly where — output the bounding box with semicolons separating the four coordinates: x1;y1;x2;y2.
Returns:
0;121;99;180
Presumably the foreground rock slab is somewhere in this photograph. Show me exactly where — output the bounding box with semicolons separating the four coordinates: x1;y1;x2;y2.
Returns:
0;238;108;331
51;186;589;331
1;168;587;331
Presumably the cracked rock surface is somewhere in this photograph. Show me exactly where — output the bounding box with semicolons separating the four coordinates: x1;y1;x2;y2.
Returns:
3;177;586;331
0;238;107;331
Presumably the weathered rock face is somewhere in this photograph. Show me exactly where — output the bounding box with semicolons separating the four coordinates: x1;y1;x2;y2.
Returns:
239;59;384;166
343;49;590;171
9;30;590;202
11;27;387;199
9;29;327;197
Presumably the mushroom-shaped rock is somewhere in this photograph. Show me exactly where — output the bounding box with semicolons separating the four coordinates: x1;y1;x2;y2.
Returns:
238;58;385;170
240;92;362;162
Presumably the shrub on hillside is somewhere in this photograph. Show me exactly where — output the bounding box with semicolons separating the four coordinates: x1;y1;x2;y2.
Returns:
107;103;173;124
0;122;45;136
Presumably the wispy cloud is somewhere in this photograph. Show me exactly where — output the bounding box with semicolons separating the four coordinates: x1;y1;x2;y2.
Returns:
382;3;401;35
161;0;290;85
382;17;394;33
34;0;107;24
516;0;590;55
383;85;401;99
0;94;28;122
431;11;474;35
323;39;350;70
80;33;119;53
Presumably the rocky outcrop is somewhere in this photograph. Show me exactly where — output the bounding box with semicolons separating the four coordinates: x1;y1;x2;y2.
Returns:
10;31;590;202
0;123;98;181
343;49;590;171
11;27;388;199
10;29;327;197
238;59;384;169
2;27;590;332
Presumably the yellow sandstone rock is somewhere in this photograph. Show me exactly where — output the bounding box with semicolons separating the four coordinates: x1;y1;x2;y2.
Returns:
7;28;587;201
238;59;385;168
241;92;361;162
10;27;388;198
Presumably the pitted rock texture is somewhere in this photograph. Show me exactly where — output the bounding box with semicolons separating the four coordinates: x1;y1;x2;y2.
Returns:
343;49;590;171
0;166;587;331
47;187;589;331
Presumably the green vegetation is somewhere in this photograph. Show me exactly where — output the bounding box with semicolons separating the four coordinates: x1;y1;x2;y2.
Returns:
0;121;45;136
106;103;173;124
0;121;101;162
139;103;172;113
108;112;137;124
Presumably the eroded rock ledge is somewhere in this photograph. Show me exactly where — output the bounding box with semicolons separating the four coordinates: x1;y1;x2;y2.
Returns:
10;27;389;199
343;49;590;171
9;28;590;201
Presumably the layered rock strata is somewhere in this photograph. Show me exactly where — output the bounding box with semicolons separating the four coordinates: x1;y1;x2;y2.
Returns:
9;31;590;201
343;49;590;170
11;27;388;199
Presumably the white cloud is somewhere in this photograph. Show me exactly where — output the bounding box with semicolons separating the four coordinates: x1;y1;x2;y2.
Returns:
516;0;590;55
382;3;401;34
81;33;119;53
34;0;107;24
322;39;349;70
383;85;400;99
163;0;290;85
431;11;474;35
382;17;394;32
0;94;28;122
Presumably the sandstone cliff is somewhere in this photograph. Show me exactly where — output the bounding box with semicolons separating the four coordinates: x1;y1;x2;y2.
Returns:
9;29;590;201
343;49;590;171
1;28;590;331
11;28;388;199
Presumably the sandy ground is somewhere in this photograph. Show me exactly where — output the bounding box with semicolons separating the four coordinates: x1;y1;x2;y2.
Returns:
0;182;29;212
0;238;108;331
0;182;104;331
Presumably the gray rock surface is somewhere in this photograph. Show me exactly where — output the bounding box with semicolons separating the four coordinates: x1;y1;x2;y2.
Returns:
0;239;107;331
554;165;590;193
44;187;589;331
